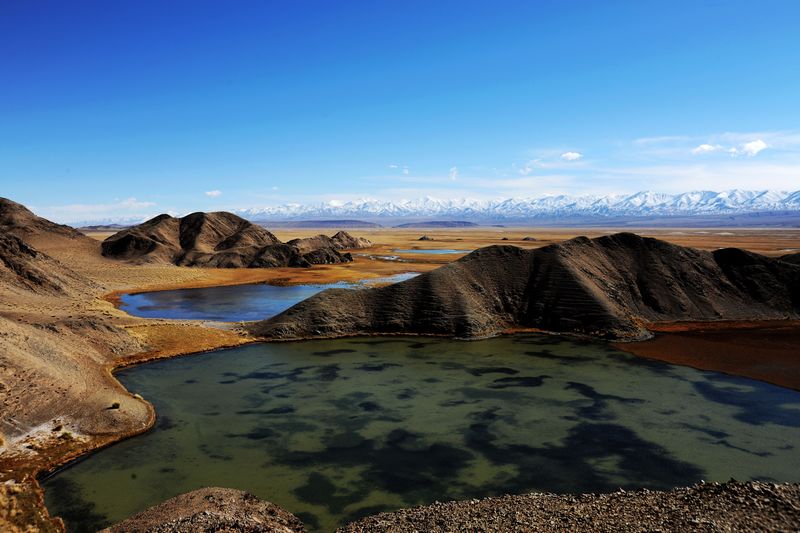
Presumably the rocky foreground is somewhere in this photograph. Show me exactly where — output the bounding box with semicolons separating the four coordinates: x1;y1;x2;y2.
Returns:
101;211;371;268
104;481;800;532
250;232;800;341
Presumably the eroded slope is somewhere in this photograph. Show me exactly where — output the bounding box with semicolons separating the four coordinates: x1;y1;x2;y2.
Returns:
102;212;368;268
250;233;800;340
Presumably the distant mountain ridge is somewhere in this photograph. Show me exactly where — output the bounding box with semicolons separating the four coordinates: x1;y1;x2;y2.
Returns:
234;189;800;223
59;189;800;226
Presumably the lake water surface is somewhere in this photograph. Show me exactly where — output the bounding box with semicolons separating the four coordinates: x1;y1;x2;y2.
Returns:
43;335;800;532
119;273;418;322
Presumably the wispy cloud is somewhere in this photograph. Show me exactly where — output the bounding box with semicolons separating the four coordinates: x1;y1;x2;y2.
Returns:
34;197;158;224
449;166;459;181
560;151;583;161
205;190;222;197
388;163;410;175
691;139;768;157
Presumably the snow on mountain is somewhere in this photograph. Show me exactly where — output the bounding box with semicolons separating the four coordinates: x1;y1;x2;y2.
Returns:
63;189;800;225
234;189;800;222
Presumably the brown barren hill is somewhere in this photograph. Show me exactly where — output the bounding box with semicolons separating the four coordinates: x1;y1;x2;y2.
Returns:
101;212;361;268
0;233;97;297
0;197;86;243
249;233;800;341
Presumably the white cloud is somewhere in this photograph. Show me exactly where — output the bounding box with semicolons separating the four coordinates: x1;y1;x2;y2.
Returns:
691;143;722;155
205;190;222;198
449;166;459;181
560;151;583;161
687;138;770;158
402;166;410;175
731;139;768;157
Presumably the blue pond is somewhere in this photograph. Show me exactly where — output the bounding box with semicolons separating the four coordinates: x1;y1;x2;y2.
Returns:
119;273;418;322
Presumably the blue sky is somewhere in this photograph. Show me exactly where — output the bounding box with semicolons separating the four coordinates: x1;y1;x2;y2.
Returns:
2;1;800;222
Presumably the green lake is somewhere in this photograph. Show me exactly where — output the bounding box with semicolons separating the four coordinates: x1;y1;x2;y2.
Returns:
43;335;800;532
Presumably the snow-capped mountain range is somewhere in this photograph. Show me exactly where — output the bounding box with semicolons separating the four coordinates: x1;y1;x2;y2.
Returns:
234;190;800;222
66;190;800;226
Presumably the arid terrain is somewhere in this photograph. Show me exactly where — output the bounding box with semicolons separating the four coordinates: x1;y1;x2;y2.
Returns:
2;197;800;531
103;481;800;533
250;233;800;341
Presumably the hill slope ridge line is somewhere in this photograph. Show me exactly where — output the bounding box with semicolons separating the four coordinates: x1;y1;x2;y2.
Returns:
249;232;800;340
101;212;371;268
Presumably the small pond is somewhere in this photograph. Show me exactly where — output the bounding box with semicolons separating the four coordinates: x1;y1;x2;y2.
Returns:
119;273;418;322
43;335;800;532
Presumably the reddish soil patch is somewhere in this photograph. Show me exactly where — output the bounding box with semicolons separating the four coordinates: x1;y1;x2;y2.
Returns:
615;321;800;391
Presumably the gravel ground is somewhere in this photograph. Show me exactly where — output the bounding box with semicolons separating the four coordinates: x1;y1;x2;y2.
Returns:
101;487;305;533
338;481;800;532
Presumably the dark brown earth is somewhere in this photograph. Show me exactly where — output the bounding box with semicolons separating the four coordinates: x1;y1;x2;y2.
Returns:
101;212;369;268
249;233;800;341
781;252;800;265
101;487;305;533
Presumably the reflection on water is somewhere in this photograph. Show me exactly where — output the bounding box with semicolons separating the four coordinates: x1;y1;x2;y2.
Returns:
119;273;418;322
43;335;800;532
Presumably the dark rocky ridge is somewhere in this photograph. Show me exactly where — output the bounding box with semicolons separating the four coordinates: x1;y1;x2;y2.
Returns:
101;212;370;268
781;252;800;265
249;233;800;341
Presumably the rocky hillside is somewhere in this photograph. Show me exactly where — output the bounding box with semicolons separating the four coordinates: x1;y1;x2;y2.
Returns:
0;233;96;297
288;231;371;253
0;197;89;244
249;233;800;341
101;212;368;268
781;252;800;265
